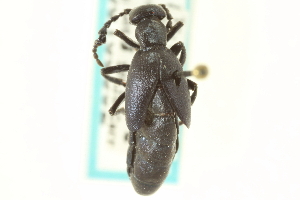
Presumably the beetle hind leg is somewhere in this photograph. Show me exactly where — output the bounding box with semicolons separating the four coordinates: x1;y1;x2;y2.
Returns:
187;79;197;105
169;74;198;105
126;131;137;176
175;116;180;153
178;79;197;126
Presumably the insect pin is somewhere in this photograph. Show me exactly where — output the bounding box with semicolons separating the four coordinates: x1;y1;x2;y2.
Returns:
93;4;197;196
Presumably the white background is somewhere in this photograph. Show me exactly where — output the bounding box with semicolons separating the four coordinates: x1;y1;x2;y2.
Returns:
1;0;300;199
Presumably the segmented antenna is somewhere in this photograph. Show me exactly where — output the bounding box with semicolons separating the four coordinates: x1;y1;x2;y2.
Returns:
159;4;173;32
92;8;132;67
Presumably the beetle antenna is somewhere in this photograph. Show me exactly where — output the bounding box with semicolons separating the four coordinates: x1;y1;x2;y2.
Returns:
92;8;132;67
159;4;173;32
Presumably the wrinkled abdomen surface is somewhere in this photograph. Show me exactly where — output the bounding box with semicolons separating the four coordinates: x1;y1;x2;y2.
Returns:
128;87;177;195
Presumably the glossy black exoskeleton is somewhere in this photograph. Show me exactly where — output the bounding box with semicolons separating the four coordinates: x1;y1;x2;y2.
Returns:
92;4;197;196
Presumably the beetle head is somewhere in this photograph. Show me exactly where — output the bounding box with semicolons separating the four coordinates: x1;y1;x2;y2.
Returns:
129;4;166;25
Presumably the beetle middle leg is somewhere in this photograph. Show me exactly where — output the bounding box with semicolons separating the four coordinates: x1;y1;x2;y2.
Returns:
109;92;125;115
101;65;128;115
101;64;130;86
114;107;125;115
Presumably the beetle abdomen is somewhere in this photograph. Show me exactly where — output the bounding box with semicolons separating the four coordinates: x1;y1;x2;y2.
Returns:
128;87;177;195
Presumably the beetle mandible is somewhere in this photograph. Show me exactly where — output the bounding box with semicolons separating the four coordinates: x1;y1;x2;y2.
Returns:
92;4;197;196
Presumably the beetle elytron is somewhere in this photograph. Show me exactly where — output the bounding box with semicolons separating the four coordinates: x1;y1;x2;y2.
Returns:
93;4;197;195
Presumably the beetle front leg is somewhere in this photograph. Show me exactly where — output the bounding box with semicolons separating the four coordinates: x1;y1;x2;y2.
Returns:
170;41;186;66
114;29;140;50
159;4;174;32
101;64;130;86
167;21;184;41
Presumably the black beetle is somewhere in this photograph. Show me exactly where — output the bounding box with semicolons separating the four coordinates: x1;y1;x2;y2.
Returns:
92;4;197;195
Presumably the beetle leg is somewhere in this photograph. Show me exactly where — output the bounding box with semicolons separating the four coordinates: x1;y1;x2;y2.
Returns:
175;116;180;153
171;70;182;86
102;75;127;86
114;29;140;50
187;79;198;105
170;41;186;66
114;107;125;115
109;92;125;115
101;64;130;74
93;9;132;67
160;4;184;39
159;4;173;32
176;79;198;125
170;42;182;56
167;21;184;41
178;79;198;126
126;131;137;176
101;64;130;86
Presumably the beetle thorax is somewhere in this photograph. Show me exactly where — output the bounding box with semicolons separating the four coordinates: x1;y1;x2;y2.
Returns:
135;18;167;51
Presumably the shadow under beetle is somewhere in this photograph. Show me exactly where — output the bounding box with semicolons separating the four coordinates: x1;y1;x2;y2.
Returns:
93;4;197;196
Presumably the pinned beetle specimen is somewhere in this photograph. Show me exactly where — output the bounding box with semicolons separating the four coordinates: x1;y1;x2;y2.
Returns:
92;4;197;195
